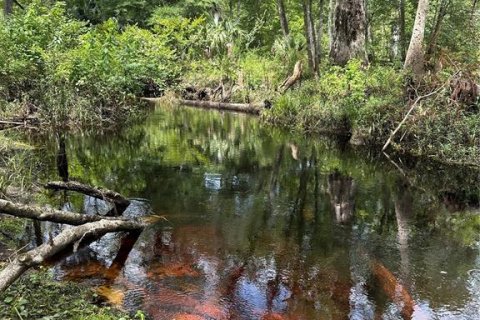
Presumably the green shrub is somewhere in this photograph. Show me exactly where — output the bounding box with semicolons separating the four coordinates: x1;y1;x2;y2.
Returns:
0;1;180;128
0;0;85;101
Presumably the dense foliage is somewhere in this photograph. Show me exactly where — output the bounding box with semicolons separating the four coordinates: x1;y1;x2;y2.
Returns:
0;0;479;161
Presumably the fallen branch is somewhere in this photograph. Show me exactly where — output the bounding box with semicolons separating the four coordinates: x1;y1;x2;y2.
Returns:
382;85;447;152
0;219;145;292
279;61;303;93
45;181;130;216
371;259;415;319
0;120;25;126
0;199;126;225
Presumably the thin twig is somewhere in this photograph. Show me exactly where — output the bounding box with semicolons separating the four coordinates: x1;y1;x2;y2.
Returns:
382;77;454;152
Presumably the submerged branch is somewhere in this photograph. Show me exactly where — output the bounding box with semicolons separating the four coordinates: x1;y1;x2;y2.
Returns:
371;259;415;319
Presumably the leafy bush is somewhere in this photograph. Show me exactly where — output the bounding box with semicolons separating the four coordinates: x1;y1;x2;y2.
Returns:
0;1;85;101
265;60;404;135
0;1;179;128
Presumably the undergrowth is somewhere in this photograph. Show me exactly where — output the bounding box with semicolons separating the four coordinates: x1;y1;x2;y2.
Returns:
0;268;141;320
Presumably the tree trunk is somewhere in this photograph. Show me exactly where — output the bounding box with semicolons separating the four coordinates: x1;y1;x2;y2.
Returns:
277;0;290;37
3;0;13;16
303;0;318;73
390;23;400;61
329;0;368;65
0;199;130;225
0;219;145;292
398;0;407;61
404;0;429;77
316;0;325;63
426;0;448;59
56;135;69;183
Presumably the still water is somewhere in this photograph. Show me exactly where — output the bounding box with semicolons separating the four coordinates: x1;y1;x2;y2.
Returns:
33;105;480;319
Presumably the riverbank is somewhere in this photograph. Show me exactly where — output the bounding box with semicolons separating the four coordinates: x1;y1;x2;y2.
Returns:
1;2;478;165
176;58;479;167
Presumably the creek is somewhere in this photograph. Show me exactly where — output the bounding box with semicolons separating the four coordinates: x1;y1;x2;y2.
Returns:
24;105;480;319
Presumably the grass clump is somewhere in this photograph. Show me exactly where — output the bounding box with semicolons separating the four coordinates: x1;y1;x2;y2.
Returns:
0;268;140;320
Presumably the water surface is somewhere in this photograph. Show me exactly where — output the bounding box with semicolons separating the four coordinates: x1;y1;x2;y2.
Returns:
28;106;480;319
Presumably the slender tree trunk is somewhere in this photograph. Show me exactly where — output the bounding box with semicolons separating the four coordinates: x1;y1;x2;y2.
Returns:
399;0;407;61
3;0;13;16
329;0;368;65
426;0;448;59
277;0;290;37
57;135;69;183
390;23;400;61
404;0;429;76
303;0;318;73
316;0;325;63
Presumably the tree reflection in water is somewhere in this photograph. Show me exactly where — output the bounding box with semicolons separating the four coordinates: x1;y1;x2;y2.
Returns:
26;107;480;319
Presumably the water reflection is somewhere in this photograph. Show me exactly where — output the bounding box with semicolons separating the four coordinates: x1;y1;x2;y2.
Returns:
24;106;480;319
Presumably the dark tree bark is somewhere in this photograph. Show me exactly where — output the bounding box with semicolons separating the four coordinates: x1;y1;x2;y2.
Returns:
277;0;290;37
303;0;318;73
316;0;325;63
3;0;23;16
3;0;13;16
329;0;368;65
399;0;407;61
56;135;69;183
426;0;449;59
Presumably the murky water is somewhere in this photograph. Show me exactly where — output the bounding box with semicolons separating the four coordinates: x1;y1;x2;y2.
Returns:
27;106;480;319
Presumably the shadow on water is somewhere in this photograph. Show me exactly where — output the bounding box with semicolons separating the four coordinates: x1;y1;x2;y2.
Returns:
17;105;480;319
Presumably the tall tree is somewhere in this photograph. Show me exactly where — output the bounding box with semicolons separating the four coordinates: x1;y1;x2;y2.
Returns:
398;0;407;61
303;0;318;73
316;0;325;63
426;0;450;59
277;0;290;37
404;0;429;76
329;0;368;65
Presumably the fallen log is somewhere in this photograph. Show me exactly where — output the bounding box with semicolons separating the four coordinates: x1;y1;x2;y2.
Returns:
178;99;265;115
0;218;145;292
141;97;266;115
0;199;127;225
371;259;415;319
45;181;130;216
